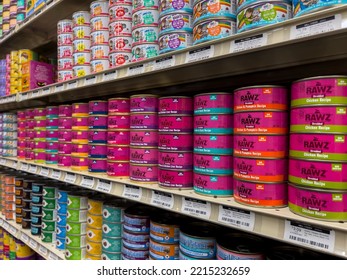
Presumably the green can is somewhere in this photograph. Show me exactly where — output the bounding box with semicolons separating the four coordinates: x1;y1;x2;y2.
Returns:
102;237;122;252
66;221;87;235
67;209;88;222
102;222;123;238
9;251;16;260
102;199;128;223
65;246;86;260
42;209;57;221
43;198;57;210
67;194;88;209
42;219;56;232
41;230;56;243
101;251;122;260
43;186;58;199
66;234;87;248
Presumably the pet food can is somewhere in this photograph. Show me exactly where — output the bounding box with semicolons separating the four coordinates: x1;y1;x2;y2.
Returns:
158;31;193;53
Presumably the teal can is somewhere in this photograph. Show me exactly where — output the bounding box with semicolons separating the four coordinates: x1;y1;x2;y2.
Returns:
101;251;122;260
102;237;122;252
102;199;128;223
102;222;122;238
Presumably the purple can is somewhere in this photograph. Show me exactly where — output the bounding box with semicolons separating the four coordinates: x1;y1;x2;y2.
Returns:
59;117;72;129
130;130;157;146
58;130;73;142
59;105;72;117
88;158;107;173
107;145;130;161
130;147;158;164
158;151;193;169
89;115;108;129
108;130;130;145
159;115;193;133
89;144;107;158
46;130;59;141
47;106;59;117
46;141;59;152
108;98;130;115
58;142;72;155
46;118;59;129
72;130;89;144
130;113;158;129
130;94;158;113
58;155;72;167
89;100;108;115
88;130;107;143
159;96;193;115
159;133;193;151
159;168;193;189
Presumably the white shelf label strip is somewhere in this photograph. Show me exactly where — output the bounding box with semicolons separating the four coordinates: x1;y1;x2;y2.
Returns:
84;75;97;86
48;252;59;260
284;220;335;252
3;222;9;230
20;163;29;171
217;205;255;231
40;167;50;176
29;164;38;173
21;233;29;243
102;70;117;82
81;176;95;189
38;245;48;255
65;172;77;184
29;239;38;249
181;197;211;219
232;33;267;53
153;56;175;70
127;64;145;76
51;170;62;179
150;190;174;209
123;185;142;200
185;45;214;63
96;179;112;193
67;80;78;89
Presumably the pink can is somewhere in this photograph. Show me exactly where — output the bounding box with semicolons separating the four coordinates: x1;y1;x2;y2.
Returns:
194;114;233;134
72;103;89;117
290;106;347;134
58;130;73;142
46;141;59;151
291;76;347;107
58;154;72;167
25;109;35;119
26;150;35;161
58;33;73;46
158;151;192;169
130;113;158;129
289;133;347;162
107;145;130;161
233;179;288;207
289;158;347;190
71;156;89;171
59;117;72;129
109;36;132;52
234;111;288;135
88;158;107;173
194;154;233;175
33;107;46;118
72;117;89;130
27;130;35;139
234;86;288;112
46;153;58;164
234;135;288;158
108;98;130;114
159;96;193;115
17;149;26;159
27;140;35;149
34;151;46;162
27;120;35;129
34;119;46;129
88;130;107;143
58;142;72;155
108;115;130;129
193;173;233;196
46;118;59;129
18;111;26;120
89;100;108;115
34;141;46;150
108;130;130;145
159;168;193;189
109;4;132;21
194;92;233;115
34;130;47;140
71;144;89;157
18;140;26;148
72;130;89;144
159;133;193;151
18;121;26;129
46;130;59;141
130;164;158;182
234;157;288;183
59;105;72;117
159;115;193;133
47;106;59;117
194;134;233;155
89;144;107;158
89;115;108;129
109;20;132;36
109;51;132;67
107;161;130;177
18;131;27;138
130;147;158;164
130;95;158;113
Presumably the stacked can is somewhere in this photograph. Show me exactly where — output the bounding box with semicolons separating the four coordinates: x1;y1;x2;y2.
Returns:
21;178;33;230
41;184;58;243
3;230;10;260
18;49;38;93
15;176;24;225
0;3;3;38
131;0;159;62
3;172;15;221
88;100;108;174
0;172;3;213
72;11;91;78
15;237;36;260
193;0;236;44
158;0;193;54
5;54;10;96
158;96;193;189
30;180;45;236
0;228;3;259
233;86;289;207
9;0;17;30
107;97;130;178
101;199;129;260
90;0;110;73
16;0;25;24
71;103;89;172
57;19;74;82
122;204;153;260
193;93;233;197
66;191;89;260
86;195;105;260
17;110;26;159
108;0;133;68
33;107;47;164
2;0;10;36
24;108;35;161
1;113;17;157
130;94;158;182
58;104;73;167
9;50;19;94
56;187;69;251
0;59;6;96
46;106;59;165
288;76;347;221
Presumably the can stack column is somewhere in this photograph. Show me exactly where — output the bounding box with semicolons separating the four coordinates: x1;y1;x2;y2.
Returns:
58;104;73;167
57;19;74;82
46;106;59;165
33;107;47;165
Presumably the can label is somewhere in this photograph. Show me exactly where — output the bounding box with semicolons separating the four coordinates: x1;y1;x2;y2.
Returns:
131;44;159;62
109;51;132;67
132;26;158;44
91;30;109;45
122;231;149;250
89;144;107;158
130;164;158;182
159;133;193;151
108;146;130;161
130;147;157;164
159;169;193;188
88;130;107;144
194;114;233;134
179;231;216;259
109;4;132;21
159;96;193;115
130;95;158;112
193;173;233;196
108;130;130;145
102;237;122;252
194;134;233;154
159;0;192;14
108;98;130;114
194;154;233;175
159;115;193;133
102;222;123;237
159;12;193;33
216;243;264;260
108;115;130;129
149;240;179;260
88;158;107;172
110;36;132;52
292;0;347;17
193;0;236;22
130;130;157;146
103;204;125;223
122;246;149;260
150;221;179;243
159;32;193;54
107;161;130;177
132;9;159;29
158;151;193;169
130;114;158;129
109;21;132;36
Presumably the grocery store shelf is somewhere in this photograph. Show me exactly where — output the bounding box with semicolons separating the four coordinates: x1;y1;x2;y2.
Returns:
1;157;346;259
0;214;64;260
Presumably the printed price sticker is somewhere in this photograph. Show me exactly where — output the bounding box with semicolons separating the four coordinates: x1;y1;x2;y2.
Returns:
284;220;335;252
29;239;38;249
64;172;77;184
40;167;49;177
96;179;112;193
9;226;17;235
153;56;175;71
81;176;95;189
41;87;51;96
32;90;40;98
0;219;3;226
29;165;38;173
150;190;174;209
21;93;29;101
48;252;59;260
122;185;142;200
21;233;29;243
66;80;78;90
0;158;6;165
185;46;214;63
54;84;65;93
127;64;144;76
181;197;211;219
290;15;341;39
38;245;48;255
232;34;267;53
51;170;62;180
11;161;17;169
102;70;117;82
21;163;28;171
85;75;97;86
3;222;9;230
218;205;255;231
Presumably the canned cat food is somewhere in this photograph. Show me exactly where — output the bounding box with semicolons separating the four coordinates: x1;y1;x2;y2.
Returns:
289;158;347;190
65;246;86;260
234;111;288;134
87;214;103;228
71;144;89;157
158;151;193;169
107;161;130;177
87;227;103;242
58;155;72;167
57;203;68;215
57;69;73;81
158;96;193;115
102;199;128;223
58;46;73;58
89;130;107;144
73;52;91;66
42;220;57;232
109;51;132;67
58;130;73;142
72;11;91;27
159;115;193;133
89;115;108;129
65;234;87;247
292;0;347;18
234;135;288;158
110;4;132;21
102;222;123;238
57;215;67;227
194;92;233;115
91;0;109;17
72;117;89;130
108;130;130;145
102;236;122;252
130;147;157;164
58;33;73;46
58;142;72;154
159;168;193;188
66;221;87;235
108;145;130;161
130;94;158;112
149;239;179;260
108;97;130;114
73;39;91;52
73;26;91;40
159;133;193;151
159;0;192;14
194;154;233;175
72;103;89;117
122;246;149;260
91;30;109;45
194;172;233;196
132;9;159;29
67;209;88;222
58;19;73;34
130;164;158;182
109;20;132;36
72;131;89;144
159;12;193;34
86;240;102;255
56;237;66;250
289;134;347;162
101;251;122;260
194;114;233;134
159;31;193;53
46;130;59;141
58;58;73;70
31;224;42;236
193;0;236;23
91;45;110;60
68;194;88;209
108;115;130;129
57;226;67;239
59;105;72;117
88;158;107;172
124;206;152;234
89;100;108;115
290;107;347;134
59;117;72;129
132;43;159;62
130;113;158;129
150;214;180;244
234;85;288;112
132;26;158;45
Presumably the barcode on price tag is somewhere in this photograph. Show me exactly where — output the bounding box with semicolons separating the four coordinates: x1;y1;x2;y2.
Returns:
21;234;29;243
38;245;48;255
51;170;62;179
102;70;117;82
284;220;335;252
41;87;51;96
29;165;38;173
21;163;28;171
65;172;77;184
54;84;65;92
232;34;267;53
185;46;214;63
81;176;95;189
85;75;97;86
122;185;142;200
96;179;112;193
217;205;255;230
153;56;175;70
67;80;78;89
127;64;144;76
181;197;211;219
150;190;174;209
48;252;59;260
40;167;49;176
29;239;38;249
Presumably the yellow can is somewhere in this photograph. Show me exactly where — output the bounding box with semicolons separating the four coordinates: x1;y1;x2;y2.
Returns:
10;51;19;62
86;226;102;242
86;240;102;255
19;49;38;64
87;214;103;229
16;240;34;258
9;236;16;252
88;199;103;216
3;232;10;246
86;253;102;260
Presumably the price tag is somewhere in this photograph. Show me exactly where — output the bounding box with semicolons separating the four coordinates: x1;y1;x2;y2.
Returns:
284;220;335;252
127;64;144;76
85;75;97;86
40;167;50;177
181;197;211;219
21;234;29;243
150;190;174;209
96;179;112;193
41;87;51;96
10;96;16;102
153;56;175;71
64;172;77;184
12;161;17;169
21;93;29;101
232;34;267;53
0;158;6;165
29;164;38;173
20;163;28;171
122;185;142;200
32;90;40;98
9;226;17;235
81;176;95;189
217;205;255;231
185;46;214;63
102;70;117;82
51;170;62;179
3;222;9;230
67;80;78;89
290;15;341;39
48;252;59;260
0;219;3;226
29;239;38;249
38;245;48;255
54;84;65;93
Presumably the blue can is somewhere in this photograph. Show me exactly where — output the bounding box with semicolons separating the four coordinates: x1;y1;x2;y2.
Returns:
56;237;66;250
57;214;67;227
57;190;70;204
56;225;67;239
57;203;68;215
